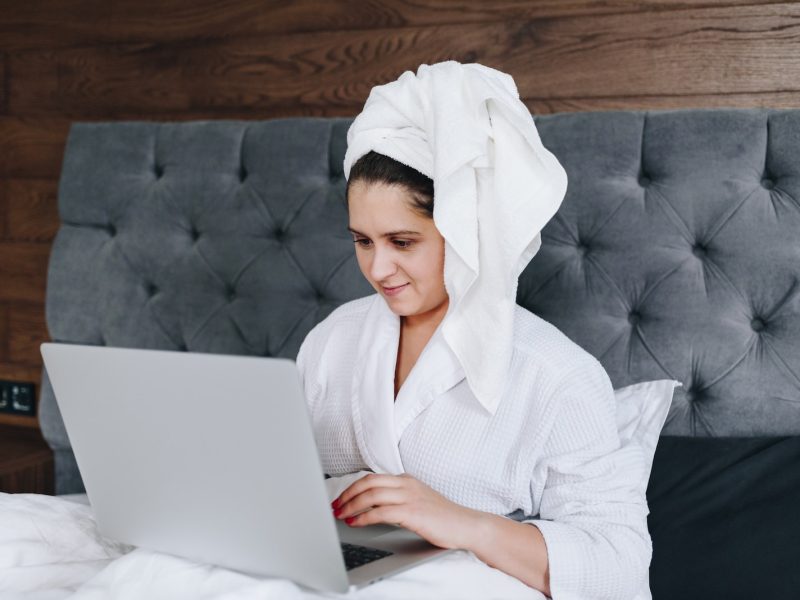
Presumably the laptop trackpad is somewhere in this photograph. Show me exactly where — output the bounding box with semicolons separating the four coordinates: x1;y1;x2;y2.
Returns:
336;520;400;544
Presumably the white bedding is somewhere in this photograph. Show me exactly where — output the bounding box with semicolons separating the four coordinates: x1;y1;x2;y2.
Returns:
0;490;547;600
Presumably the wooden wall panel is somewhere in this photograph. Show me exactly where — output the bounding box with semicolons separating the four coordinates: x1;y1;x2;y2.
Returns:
0;364;41;386
8;28;459;116
0;0;786;50
508;3;800;100
0;179;6;238
0;243;50;304
526;91;800;113
7;304;48;366
5;180;60;242
0;424;54;492
0;118;70;178
0;304;7;362
1;52;6;114
0;0;797;431
8;4;800;117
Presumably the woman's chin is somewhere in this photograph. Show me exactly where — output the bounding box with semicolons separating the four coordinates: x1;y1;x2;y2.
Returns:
384;297;409;312
383;295;417;315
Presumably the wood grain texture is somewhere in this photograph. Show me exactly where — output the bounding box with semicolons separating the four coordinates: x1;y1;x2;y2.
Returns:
0;0;787;50
0;52;6;114
0;411;40;428
0;118;70;178
0;426;51;472
0;242;50;303
525;90;800;112
7;303;49;366
0;457;54;493
0;179;6;238
8;3;800;117
3;179;60;242
0;363;40;382
0;425;54;493
0;304;7;362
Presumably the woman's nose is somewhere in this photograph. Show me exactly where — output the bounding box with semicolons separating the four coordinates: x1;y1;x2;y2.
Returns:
369;246;398;281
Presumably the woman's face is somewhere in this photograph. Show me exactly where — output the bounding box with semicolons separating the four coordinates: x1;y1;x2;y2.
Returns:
347;180;448;319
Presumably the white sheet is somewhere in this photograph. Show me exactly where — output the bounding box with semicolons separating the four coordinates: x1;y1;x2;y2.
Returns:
0;486;547;600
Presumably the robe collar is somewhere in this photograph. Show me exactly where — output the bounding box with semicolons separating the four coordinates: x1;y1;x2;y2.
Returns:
350;294;467;474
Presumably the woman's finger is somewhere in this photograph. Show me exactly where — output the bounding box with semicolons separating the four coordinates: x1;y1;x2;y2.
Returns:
344;504;406;528
333;473;404;508
334;486;407;520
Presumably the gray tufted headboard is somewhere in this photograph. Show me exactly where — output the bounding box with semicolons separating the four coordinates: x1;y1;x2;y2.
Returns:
41;109;800;495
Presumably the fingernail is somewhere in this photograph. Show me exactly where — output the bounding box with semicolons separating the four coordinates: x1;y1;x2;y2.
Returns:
345;516;355;525
333;507;342;517
331;498;340;509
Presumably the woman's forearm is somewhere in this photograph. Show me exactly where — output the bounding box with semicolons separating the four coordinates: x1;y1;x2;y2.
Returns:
462;509;551;598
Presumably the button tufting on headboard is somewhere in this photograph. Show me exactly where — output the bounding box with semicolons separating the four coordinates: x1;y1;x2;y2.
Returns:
38;111;800;494
515;109;800;439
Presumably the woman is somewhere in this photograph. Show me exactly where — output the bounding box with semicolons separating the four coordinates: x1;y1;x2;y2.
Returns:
296;63;651;600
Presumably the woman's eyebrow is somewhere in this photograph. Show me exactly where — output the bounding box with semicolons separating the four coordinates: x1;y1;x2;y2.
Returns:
347;227;421;237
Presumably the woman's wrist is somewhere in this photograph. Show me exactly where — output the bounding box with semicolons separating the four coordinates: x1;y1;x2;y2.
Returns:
457;506;500;553
457;507;551;597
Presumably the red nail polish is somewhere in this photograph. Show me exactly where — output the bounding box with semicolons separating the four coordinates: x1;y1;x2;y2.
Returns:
331;499;340;509
345;516;355;525
333;507;342;517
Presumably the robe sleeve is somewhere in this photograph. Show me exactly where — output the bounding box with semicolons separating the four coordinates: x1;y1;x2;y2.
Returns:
523;358;652;600
295;323;325;414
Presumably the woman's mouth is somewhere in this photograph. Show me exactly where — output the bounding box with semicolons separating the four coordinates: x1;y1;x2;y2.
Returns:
382;283;408;296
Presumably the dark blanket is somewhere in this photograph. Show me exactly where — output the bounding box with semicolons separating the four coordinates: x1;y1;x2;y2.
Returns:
647;435;800;600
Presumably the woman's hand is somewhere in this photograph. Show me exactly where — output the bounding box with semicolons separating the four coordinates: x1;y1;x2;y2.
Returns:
331;472;482;550
332;473;551;596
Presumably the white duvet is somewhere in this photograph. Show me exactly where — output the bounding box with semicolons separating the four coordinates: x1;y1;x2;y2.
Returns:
0;481;546;600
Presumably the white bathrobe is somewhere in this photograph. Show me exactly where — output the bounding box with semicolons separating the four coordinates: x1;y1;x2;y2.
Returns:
296;293;652;600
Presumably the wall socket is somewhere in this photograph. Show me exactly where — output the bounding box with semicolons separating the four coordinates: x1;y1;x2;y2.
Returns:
0;380;36;416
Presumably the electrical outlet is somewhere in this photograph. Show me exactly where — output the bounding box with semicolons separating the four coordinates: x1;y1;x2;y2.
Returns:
0;380;36;416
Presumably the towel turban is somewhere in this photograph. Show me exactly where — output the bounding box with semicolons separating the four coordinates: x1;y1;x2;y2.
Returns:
343;60;568;414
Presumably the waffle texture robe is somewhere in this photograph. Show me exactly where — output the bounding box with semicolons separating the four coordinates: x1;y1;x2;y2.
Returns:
296;294;653;600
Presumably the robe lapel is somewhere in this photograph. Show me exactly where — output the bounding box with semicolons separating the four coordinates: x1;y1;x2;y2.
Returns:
350;294;466;475
350;294;405;474
393;324;465;442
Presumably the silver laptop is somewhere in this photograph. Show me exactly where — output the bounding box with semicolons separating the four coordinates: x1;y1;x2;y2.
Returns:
40;342;454;593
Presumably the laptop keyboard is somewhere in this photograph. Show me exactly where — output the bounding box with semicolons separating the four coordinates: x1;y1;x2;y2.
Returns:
340;542;394;570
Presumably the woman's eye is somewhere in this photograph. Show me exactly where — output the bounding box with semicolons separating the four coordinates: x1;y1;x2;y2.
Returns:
351;238;413;249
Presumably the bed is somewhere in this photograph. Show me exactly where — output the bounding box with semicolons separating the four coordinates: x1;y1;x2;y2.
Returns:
3;108;799;599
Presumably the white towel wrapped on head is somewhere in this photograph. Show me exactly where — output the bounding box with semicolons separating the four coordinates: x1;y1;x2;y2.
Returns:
343;61;568;414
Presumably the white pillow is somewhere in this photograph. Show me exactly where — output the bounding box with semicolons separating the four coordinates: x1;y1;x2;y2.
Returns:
614;379;682;495
613;379;681;600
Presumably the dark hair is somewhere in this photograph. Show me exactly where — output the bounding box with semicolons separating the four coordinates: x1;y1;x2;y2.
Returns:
346;151;434;218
